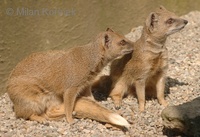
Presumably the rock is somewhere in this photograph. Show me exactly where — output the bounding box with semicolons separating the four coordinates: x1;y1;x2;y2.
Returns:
161;97;200;136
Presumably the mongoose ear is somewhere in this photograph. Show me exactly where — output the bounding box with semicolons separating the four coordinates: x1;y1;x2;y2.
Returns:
146;12;158;32
106;28;114;32
104;34;110;49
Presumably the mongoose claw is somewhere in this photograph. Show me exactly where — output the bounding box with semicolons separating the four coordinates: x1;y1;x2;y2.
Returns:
160;100;169;107
115;105;121;110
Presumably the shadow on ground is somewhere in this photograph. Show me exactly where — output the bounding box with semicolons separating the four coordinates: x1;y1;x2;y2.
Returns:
92;76;188;101
165;77;188;95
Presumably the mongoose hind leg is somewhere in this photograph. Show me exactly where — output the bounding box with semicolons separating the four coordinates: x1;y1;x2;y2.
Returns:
29;113;48;123
46;104;65;119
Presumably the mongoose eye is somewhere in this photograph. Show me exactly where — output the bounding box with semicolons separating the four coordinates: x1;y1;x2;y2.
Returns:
166;18;175;24
119;40;126;46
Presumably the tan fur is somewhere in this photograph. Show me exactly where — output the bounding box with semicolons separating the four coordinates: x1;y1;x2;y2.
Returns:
7;28;134;125
109;6;188;111
45;97;130;128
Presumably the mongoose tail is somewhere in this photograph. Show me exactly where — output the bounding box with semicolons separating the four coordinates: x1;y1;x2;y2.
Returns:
74;97;130;128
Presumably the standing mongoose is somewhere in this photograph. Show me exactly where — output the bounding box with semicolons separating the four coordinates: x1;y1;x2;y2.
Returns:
7;28;134;126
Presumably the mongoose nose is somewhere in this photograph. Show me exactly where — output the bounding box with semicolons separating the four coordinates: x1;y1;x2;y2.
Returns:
184;20;188;24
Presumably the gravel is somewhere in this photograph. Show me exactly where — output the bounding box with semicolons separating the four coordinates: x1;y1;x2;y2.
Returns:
0;11;200;137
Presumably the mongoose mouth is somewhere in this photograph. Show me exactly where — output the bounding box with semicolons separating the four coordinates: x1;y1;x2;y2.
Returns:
115;49;133;59
181;25;187;30
122;49;133;55
167;24;187;36
179;24;187;30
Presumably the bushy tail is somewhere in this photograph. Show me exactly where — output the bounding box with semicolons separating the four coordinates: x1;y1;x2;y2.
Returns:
74;97;130;128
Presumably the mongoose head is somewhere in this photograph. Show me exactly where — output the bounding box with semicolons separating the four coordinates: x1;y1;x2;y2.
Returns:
99;28;134;60
145;6;188;41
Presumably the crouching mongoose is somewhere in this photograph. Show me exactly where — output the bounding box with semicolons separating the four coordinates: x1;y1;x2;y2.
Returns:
7;28;134;126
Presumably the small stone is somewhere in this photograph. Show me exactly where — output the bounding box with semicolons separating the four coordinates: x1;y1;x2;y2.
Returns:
83;129;90;134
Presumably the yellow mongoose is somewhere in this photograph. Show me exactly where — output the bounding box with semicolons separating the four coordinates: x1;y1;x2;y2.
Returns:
109;6;188;111
7;28;133;127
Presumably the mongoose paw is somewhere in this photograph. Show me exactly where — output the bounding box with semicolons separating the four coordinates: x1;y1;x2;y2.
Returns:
66;116;75;124
160;100;168;107
114;101;122;110
38;118;47;124
30;114;48;124
139;105;145;112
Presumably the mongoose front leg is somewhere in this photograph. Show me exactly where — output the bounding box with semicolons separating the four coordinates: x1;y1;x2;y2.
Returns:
110;89;123;110
135;80;146;111
156;76;168;106
110;81;127;110
64;87;80;124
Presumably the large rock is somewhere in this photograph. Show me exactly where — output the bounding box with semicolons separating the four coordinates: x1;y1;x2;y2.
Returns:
161;97;200;136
